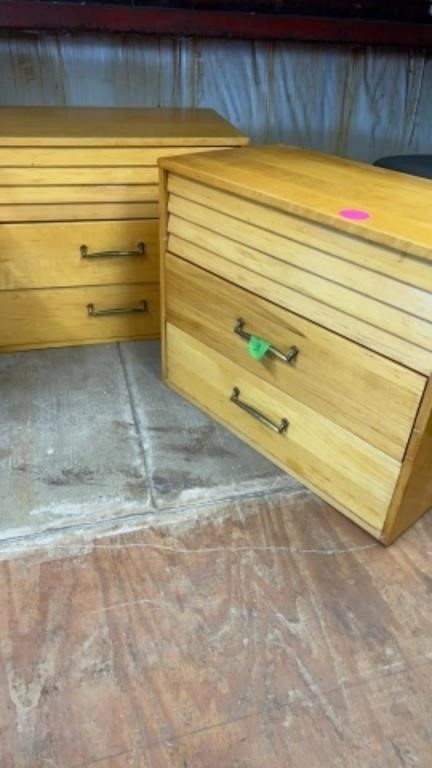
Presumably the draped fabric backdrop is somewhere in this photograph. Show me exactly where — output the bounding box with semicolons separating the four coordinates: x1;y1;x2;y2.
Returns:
1;32;431;162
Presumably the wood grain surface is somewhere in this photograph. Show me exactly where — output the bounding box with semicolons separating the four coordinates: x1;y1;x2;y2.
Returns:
165;324;400;534
1;492;432;767
167;186;432;324
167;174;432;293
160;145;432;259
166;199;432;372
0;220;159;290
167;232;432;374
0;185;159;205
0;283;160;352
0;146;225;168
0;107;248;146
384;378;432;543
0;202;158;223
0;167;159;186
165;252;426;461
161;153;432;543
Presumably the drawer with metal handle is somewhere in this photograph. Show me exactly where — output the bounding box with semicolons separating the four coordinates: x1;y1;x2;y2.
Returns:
0;221;158;290
87;299;148;318
0;284;160;352
80;242;145;261
166;177;432;374
233;318;299;365
165;323;401;536
164;252;426;462
230;386;289;434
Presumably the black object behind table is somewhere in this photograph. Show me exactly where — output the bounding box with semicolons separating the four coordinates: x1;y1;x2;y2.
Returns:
373;155;432;180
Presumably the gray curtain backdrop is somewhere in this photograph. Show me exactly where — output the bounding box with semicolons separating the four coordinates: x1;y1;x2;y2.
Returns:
1;32;431;162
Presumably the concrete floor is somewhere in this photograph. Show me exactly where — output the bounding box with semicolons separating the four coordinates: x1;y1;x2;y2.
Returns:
0;341;299;545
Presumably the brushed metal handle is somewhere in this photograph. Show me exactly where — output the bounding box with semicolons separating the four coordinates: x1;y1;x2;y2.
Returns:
234;318;299;364
230;387;288;434
87;300;148;318
80;242;145;260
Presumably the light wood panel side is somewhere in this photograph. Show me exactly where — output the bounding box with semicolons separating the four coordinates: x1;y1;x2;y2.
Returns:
0;146;225;167
167;233;432;375
0;220;159;290
166;324;400;533
382;379;432;544
165;252;426;461
168;174;432;294
168;195;432;344
0;202;158;222
159;168;170;380
0;185;158;204
0;283;160;351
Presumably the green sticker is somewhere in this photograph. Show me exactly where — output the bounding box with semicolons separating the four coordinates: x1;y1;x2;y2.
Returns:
247;335;270;360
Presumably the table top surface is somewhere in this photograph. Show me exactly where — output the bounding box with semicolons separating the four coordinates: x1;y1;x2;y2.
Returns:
0;107;248;147
160;144;432;260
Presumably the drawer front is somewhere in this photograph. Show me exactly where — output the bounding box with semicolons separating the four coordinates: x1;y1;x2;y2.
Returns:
0;284;160;351
167;177;432;374
165;324;401;532
0;220;159;289
165;254;426;461
0;185;158;205
0;202;157;223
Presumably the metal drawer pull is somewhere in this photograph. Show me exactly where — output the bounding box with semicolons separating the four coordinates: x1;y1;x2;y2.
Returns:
87;300;147;317
234;318;299;364
80;242;145;260
230;387;289;434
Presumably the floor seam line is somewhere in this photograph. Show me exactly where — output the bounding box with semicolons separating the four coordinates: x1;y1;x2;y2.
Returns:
116;342;158;511
0;488;308;556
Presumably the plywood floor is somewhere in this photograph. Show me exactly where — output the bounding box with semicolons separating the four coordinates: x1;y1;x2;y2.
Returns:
1;492;432;768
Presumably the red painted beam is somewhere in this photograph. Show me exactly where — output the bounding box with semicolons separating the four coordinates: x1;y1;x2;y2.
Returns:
0;2;432;47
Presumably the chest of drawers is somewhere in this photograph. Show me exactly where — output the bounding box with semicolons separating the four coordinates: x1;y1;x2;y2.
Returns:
159;145;432;543
0;107;247;352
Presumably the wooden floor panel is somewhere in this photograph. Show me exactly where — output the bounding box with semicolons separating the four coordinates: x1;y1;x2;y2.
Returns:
1;492;432;767
130;664;432;768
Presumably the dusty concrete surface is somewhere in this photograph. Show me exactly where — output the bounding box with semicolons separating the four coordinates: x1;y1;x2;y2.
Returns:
0;341;299;544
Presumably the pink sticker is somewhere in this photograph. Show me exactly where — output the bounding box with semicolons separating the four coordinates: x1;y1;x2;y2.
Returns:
339;208;370;221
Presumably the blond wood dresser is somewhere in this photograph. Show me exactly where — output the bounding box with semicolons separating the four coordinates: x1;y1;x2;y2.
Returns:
0;107;247;352
159;145;432;543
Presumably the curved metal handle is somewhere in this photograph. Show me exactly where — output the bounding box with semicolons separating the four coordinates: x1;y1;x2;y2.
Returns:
234;318;299;364
87;300;147;318
230;387;288;434
80;242;145;260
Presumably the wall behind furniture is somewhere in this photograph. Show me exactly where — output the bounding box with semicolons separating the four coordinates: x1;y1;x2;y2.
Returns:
1;32;431;162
